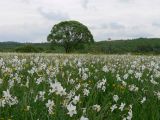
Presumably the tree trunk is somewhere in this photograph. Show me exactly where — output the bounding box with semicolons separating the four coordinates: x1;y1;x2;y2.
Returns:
65;47;70;53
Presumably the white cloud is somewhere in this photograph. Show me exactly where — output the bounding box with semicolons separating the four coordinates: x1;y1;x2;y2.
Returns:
37;7;70;21
0;0;160;42
81;0;89;9
0;23;50;43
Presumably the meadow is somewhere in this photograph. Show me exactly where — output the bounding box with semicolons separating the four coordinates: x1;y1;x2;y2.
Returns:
0;53;160;120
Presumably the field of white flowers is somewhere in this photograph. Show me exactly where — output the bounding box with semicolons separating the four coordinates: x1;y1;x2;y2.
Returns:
0;53;160;120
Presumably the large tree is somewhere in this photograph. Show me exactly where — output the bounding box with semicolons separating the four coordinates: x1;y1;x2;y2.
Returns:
47;20;94;53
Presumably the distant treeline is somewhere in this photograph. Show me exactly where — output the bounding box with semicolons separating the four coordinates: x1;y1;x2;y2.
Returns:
0;38;160;54
92;38;160;54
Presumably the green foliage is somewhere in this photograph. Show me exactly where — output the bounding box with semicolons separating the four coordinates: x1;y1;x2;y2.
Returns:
93;38;160;54
15;45;44;53
0;38;160;54
0;42;22;52
47;20;94;53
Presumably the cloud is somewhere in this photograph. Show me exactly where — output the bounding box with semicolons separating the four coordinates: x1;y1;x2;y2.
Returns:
90;22;125;30
81;0;89;9
152;22;160;27
19;0;31;4
109;22;125;29
0;24;51;43
88;24;107;30
1;0;160;42
37;7;70;21
118;0;134;3
100;24;108;29
95;30;152;40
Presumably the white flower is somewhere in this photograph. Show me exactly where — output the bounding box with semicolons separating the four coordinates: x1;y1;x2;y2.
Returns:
122;81;127;87
82;108;87;114
66;91;75;101
8;79;15;89
46;99;55;114
141;65;146;70
128;69;133;74
36;77;43;85
102;86;106;92
116;74;121;81
0;99;6;107
113;95;119;102
80;116;89;120
150;61;155;67
126;105;133;120
35;91;45;102
102;65;109;72
72;95;80;104
39;91;45;98
3;89;11;100
119;103;125;111
8;96;18;106
92;104;101;112
2;89;18;107
77;61;82;67
68;79;75;84
122;118;127;120
127;109;132;120
154;91;160;100
26;106;30;111
49;81;66;96
21;59;26;64
82;73;88;80
75;84;81;90
67;103;77;117
110;104;117;112
46;100;54;108
141;97;146;104
83;83;89;88
150;79;158;85
123;74;129;80
83;89;90;96
128;84;139;92
135;72;142;80
97;79;107;92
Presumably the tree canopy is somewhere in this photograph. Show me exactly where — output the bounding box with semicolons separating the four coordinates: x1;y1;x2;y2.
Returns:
47;20;94;53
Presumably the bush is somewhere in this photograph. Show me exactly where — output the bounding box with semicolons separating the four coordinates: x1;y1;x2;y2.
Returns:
15;45;44;53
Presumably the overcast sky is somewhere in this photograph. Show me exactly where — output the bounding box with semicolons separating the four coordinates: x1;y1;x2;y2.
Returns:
0;0;160;42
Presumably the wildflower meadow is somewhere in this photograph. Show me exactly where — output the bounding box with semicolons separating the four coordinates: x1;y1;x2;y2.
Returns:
0;53;160;120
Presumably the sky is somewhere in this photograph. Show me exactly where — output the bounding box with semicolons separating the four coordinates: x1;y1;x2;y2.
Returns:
0;0;160;43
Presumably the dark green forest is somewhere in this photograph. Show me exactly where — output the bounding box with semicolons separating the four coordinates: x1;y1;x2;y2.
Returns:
0;38;160;54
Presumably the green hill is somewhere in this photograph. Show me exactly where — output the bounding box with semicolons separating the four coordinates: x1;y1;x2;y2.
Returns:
0;38;160;54
93;38;160;54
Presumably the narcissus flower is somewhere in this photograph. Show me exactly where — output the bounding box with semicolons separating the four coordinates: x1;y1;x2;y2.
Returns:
67;103;77;117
